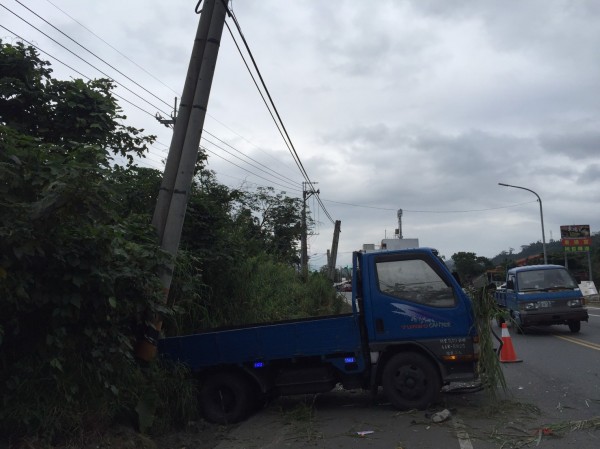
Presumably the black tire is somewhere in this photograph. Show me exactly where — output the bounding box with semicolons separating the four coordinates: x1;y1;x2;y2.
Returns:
199;372;253;424
513;313;525;334
381;352;441;410
568;320;581;333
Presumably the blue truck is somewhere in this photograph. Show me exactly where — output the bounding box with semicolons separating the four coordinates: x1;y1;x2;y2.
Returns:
495;264;588;333
159;248;479;423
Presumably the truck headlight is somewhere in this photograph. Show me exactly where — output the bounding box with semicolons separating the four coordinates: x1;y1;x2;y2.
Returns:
567;299;582;307
520;302;538;311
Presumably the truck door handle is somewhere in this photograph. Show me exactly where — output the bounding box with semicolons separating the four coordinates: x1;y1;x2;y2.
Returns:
375;318;385;333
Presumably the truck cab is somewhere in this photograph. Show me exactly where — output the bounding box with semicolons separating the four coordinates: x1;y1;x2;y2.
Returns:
495;265;588;333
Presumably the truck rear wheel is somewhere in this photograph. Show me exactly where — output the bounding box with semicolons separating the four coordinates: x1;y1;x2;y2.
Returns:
381;352;441;410
568;320;581;333
199;372;253;424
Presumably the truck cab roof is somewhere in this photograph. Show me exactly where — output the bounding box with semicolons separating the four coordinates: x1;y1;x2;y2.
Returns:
507;264;566;274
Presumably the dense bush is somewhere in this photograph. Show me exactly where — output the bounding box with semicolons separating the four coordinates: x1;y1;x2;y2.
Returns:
0;41;171;441
0;124;173;441
168;253;345;335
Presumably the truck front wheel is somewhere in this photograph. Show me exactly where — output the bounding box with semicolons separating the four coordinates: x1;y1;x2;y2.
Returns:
568;320;581;333
199;372;253;424
381;352;441;410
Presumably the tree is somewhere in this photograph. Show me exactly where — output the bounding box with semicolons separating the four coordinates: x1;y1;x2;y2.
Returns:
0;41;166;440
238;186;305;265
0;41;153;164
451;252;493;283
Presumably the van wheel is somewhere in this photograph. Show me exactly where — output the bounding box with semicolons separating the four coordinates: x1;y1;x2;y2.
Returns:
382;352;441;410
568;320;581;333
199;372;253;424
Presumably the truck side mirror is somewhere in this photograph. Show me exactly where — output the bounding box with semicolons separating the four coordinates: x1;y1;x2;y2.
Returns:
506;280;514;290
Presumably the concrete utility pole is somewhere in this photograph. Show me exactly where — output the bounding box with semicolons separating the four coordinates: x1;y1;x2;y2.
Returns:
300;182;318;280
137;0;229;361
328;220;341;282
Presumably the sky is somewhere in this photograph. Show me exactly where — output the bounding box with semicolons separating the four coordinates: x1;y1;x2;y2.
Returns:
3;0;600;270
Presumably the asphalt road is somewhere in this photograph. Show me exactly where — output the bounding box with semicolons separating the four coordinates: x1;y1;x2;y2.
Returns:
212;304;600;449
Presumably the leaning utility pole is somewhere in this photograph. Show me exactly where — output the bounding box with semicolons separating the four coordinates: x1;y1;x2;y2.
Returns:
328;220;341;281
300;182;318;280
137;0;229;361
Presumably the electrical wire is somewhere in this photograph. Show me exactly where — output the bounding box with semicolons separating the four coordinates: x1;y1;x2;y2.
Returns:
0;24;160;120
222;21;308;188
0;25;167;172
202;146;302;192
43;0;298;180
0;3;173;118
203;137;299;191
3;21;538;218
318;198;539;213
15;0;173;109
221;2;335;224
26;1;302;194
203;130;301;189
402;200;539;213
42;0;180;96
4;2;329;216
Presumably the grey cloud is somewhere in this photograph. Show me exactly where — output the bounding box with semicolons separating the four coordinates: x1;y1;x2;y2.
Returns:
539;130;600;159
577;163;600;184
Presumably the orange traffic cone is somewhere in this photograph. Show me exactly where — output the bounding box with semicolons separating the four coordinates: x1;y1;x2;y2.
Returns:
499;323;522;363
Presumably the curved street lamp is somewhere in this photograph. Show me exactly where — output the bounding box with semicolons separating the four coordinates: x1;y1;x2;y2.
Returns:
498;183;547;264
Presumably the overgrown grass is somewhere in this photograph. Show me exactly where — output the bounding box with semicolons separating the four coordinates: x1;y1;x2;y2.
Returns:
170;253;346;334
278;395;321;443
467;286;508;399
0;356;197;447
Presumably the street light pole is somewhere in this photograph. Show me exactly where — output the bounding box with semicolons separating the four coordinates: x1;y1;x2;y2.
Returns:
498;183;548;264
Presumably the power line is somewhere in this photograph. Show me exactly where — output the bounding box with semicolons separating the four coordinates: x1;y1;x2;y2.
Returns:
0;25;167;173
202;147;302;192
3;2;326;209
42;0;298;181
318;198;538;213
203;130;301;189
402;200;538;213
320;199;396;211
42;0;180;96
0;3;172;118
0;25;160;120
15;0;173;110
30;1;303;196
222;3;335;225
212;171;303;195
222;21;308;187
204;113;298;178
203;137;299;191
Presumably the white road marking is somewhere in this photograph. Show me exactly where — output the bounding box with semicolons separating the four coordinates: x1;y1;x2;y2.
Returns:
452;417;474;449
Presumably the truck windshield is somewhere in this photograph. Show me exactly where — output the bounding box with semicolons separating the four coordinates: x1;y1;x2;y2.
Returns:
516;268;578;292
376;258;456;307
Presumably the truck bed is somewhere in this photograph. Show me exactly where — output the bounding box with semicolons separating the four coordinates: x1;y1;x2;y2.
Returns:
158;313;362;371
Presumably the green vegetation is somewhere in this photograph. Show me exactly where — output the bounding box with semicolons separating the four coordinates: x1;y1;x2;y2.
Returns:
452;235;600;287
451;252;495;284
0;41;343;445
467;287;507;397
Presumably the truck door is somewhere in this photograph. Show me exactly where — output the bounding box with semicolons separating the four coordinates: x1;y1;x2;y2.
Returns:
364;252;471;341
